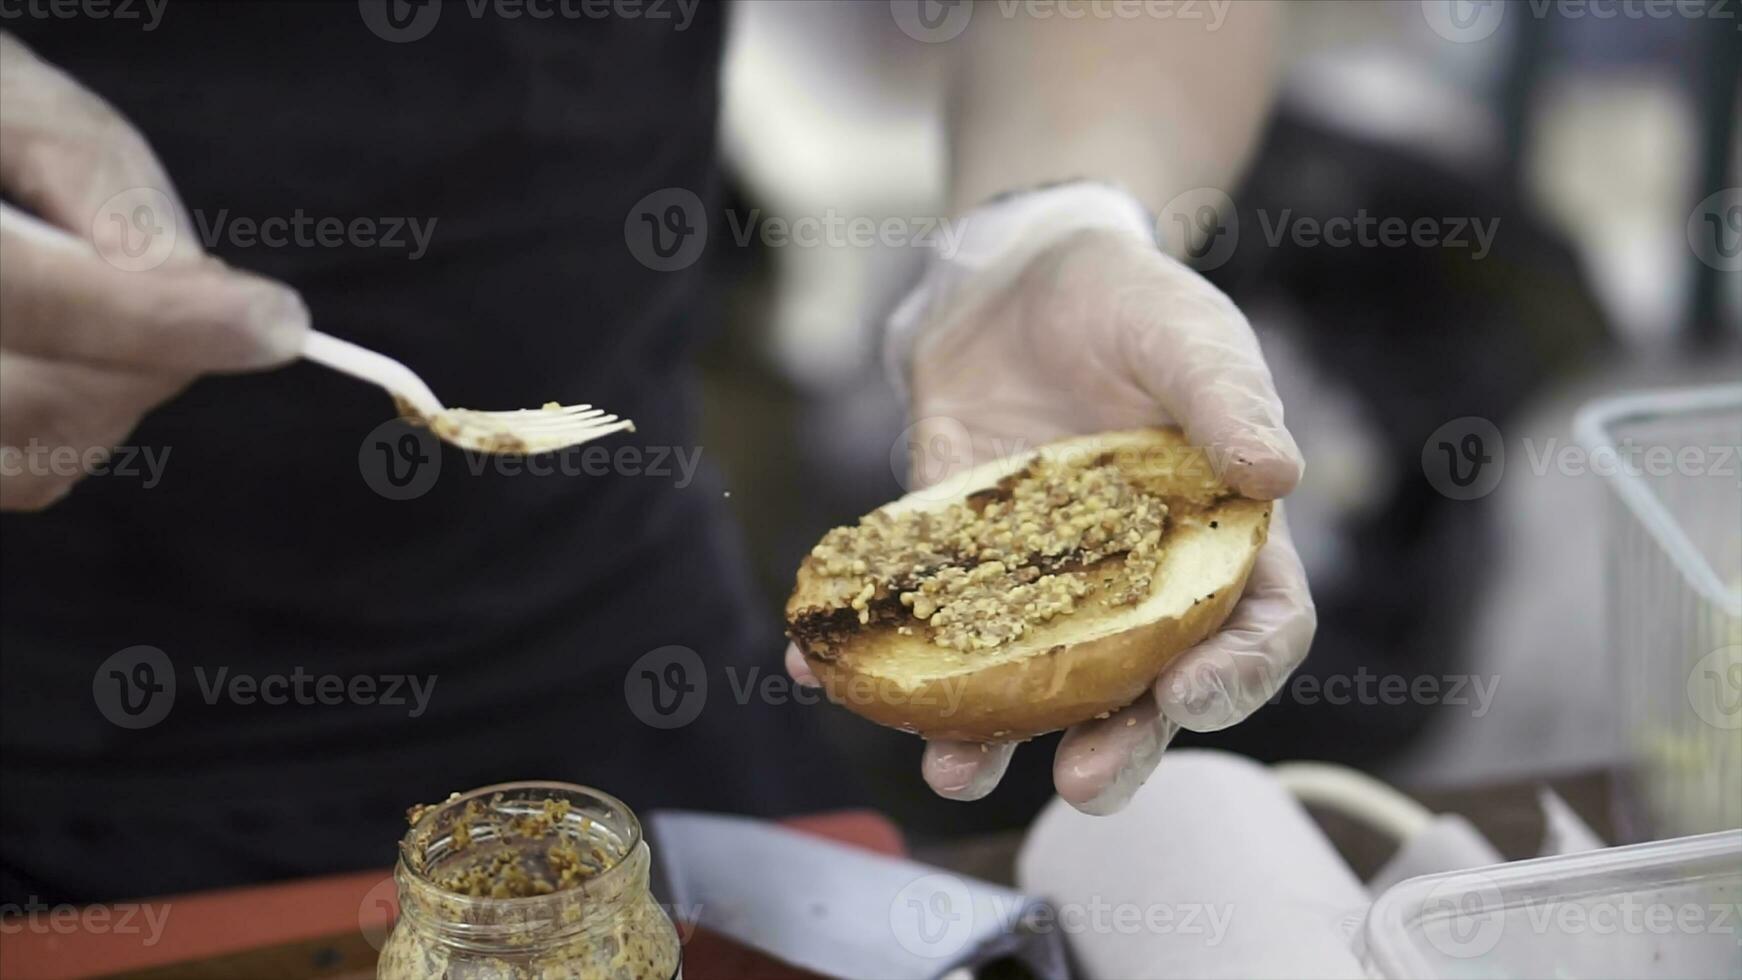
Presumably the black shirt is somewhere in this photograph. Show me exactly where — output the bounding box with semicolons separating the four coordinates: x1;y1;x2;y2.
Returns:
0;0;848;902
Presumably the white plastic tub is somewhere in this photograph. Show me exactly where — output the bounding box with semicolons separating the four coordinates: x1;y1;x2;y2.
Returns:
1576;385;1742;841
1361;830;1742;979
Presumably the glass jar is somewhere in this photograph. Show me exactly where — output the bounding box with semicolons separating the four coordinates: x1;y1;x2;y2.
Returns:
378;781;682;980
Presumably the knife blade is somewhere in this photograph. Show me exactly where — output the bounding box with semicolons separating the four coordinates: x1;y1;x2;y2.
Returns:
647;810;1068;980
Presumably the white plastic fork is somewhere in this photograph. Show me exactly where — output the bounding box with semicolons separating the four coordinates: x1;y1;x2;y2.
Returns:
0;203;633;455
300;331;635;455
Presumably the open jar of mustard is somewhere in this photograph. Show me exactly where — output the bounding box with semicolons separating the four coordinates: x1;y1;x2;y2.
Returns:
378;781;681;980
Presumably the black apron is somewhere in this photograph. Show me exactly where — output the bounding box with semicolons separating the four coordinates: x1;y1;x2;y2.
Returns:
0;0;851;903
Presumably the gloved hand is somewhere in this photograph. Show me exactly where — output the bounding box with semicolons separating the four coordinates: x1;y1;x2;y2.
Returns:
0;33;307;511
786;183;1314;815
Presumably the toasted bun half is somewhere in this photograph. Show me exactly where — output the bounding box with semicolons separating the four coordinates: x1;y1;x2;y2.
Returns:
785;427;1269;742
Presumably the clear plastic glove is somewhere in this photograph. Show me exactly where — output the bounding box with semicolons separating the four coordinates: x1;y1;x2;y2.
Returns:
785;185;1314;815
0;33;307;511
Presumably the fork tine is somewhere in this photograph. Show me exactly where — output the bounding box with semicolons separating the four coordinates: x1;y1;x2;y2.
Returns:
443;406;605;422
494;413;616;430
444;416;636;455
445;411;620;433
458;405;598;418
514;419;636;453
460;407;611;423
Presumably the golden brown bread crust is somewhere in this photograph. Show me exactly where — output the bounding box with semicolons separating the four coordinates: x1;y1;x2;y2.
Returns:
785;427;1269;741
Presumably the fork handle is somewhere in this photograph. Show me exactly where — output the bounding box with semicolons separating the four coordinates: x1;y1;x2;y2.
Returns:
301;331;444;419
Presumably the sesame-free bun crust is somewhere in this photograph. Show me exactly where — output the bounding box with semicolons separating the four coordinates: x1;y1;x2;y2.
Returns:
785;428;1269;741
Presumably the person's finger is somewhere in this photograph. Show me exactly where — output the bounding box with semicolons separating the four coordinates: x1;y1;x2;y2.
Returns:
1111;246;1302;500
1154;508;1315;732
922;739;1015;801
1053;695;1178;815
0;33;200;267
0;350;182;510
0;209;307;371
783;642;820;688
792;647;1017;802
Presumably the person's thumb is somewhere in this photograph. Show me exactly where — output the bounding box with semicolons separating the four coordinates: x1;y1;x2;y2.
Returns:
1111;247;1303;500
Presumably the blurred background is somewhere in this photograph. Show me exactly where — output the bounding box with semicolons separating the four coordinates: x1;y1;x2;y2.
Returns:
698;0;1740;839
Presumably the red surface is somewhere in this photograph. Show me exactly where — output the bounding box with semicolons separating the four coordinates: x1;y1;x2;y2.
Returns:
0;811;904;980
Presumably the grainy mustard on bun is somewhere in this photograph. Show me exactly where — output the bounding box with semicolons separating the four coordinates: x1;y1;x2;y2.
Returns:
785;427;1268;741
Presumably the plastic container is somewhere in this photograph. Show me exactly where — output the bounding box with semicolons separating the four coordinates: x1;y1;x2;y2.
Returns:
1576;385;1742;841
1360;829;1742;979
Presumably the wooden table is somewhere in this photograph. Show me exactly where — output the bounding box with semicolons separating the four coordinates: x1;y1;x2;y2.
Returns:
0;773;1615;979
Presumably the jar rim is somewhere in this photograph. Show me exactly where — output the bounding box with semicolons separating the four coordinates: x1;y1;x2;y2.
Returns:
397;780;643;907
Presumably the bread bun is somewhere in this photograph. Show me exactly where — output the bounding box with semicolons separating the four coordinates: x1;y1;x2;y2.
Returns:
785;427;1268;741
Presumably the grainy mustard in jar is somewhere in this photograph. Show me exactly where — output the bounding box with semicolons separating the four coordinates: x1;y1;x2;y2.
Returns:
378;781;682;980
